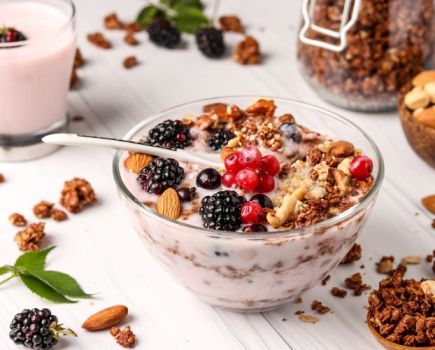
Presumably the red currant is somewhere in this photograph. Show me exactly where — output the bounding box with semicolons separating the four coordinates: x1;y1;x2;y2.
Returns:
235;169;259;191
261;155;280;176
350;155;373;180
256;174;275;193
222;172;236;187
240;202;263;224
238;146;263;169
224;152;242;174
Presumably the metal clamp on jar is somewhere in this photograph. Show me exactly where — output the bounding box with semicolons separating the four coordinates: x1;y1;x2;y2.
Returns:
297;0;435;112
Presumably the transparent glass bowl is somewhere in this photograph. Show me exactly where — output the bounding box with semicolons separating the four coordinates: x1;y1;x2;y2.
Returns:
113;96;384;312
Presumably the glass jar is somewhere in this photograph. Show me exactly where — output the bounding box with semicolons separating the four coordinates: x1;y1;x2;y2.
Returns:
297;0;435;112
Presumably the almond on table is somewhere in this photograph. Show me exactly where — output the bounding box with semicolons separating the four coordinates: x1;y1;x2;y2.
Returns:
82;305;128;331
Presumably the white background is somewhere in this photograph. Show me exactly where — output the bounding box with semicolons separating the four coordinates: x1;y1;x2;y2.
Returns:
0;0;434;349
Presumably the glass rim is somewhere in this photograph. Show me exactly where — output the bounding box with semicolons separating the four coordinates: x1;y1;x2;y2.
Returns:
0;0;75;49
112;95;385;241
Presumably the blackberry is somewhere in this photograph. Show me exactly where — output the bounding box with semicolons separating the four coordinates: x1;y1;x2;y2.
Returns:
145;119;192;149
137;158;184;195
199;190;246;231
207;129;236;151
9;308;76;349
147;19;180;49
195;27;225;58
0;27;26;44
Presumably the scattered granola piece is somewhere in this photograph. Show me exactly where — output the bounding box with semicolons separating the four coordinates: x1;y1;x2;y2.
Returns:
427;254;434;263
219;15;244;33
9;213;27;227
104;12;125;30
125;22;143;33
14;222;45;251
340;243;362;264
432;219;435;229
111;325;136;348
321;275;330;286
376;256;395;274
33;201;54;219
70;69;78;89
311;300;330;314
87;32;111;49
0;173;4;183
232;36;261;65
298;314;318;324
331;287;347;298
344;272;371;296
368;266;435;347
123;56;138;69
60;178;96;213
422;195;435;214
71;115;84;122
294;297;303;304
400;255;422;266
73;48;85;69
294;310;304;315
51;209;68;222
124;32;138;46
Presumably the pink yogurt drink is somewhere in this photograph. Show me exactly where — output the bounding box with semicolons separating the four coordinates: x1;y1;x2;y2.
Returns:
0;0;76;161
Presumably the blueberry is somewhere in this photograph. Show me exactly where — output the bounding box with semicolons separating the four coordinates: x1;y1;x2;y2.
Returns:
279;122;302;144
196;168;221;189
249;194;274;209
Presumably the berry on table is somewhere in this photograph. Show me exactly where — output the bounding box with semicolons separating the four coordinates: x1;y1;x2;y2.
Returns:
261;155;280;176
196;168;221;189
221;172;236;188
195;27;225;58
207;129;236;151
243;224;268;233
199;190;246;231
279;122;302;143
224;152;243;174
235;169;259;191
240;201;263;224
137;158;184;194
249;194;274;209
145;119;192;149
350;155;373;180
237;145;263;169
9;308;76;349
256;173;275;193
147;19;180;48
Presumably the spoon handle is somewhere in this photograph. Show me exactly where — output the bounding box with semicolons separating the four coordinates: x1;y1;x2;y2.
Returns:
42;133;222;168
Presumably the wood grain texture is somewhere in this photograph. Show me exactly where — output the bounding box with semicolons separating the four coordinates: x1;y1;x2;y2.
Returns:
0;0;434;349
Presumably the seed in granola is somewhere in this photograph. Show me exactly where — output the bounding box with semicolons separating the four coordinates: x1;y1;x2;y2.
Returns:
14;222;45;251
111;325;136;348
87;32;111;49
123;56;138;69
60;178;96;213
51;209;68;222
9;213;27;227
33;201;54;219
331;287;347;298
340;243;362;264
311;300;330;314
376;256;395;274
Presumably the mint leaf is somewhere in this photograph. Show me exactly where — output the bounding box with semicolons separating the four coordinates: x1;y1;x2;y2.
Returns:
162;0;204;10
23;270;92;299
0;266;13;276
172;7;208;33
20;274;75;303
136;5;165;28
15;246;55;271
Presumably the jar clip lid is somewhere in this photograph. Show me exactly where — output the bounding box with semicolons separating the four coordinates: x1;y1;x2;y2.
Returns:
299;0;361;52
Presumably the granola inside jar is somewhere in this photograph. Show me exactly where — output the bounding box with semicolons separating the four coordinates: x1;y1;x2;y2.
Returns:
297;0;435;111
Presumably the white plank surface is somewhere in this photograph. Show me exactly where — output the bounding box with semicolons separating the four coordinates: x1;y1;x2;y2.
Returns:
1;0;434;349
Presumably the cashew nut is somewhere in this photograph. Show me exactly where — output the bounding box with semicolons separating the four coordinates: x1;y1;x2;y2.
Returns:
267;185;307;228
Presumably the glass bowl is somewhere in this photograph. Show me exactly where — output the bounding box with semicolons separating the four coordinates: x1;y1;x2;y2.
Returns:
113;96;384;312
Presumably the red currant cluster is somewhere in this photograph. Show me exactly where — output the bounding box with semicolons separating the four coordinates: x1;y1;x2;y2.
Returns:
350;155;373;179
222;146;280;193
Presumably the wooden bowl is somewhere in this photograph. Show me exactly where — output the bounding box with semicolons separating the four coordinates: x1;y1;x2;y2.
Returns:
366;312;435;350
398;83;435;169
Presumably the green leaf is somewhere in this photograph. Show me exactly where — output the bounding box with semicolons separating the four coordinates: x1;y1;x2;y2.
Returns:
15;246;55;271
162;0;204;10
172;6;209;33
0;265;13;276
20;274;75;303
23;270;92;299
136;5;166;28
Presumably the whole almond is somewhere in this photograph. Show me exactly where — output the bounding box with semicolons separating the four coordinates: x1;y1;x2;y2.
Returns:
82;305;128;331
422;195;435;214
330;140;354;157
124;153;153;173
415;108;435;129
412;70;435;87
157;188;181;220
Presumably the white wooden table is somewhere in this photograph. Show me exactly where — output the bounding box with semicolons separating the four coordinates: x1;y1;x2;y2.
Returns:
1;0;434;349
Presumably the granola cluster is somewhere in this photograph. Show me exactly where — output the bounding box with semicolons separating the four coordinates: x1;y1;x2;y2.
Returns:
14;222;45;252
344;272;371;296
340;243;362;264
111;326;136;348
368;266;435;347
60;178;96;213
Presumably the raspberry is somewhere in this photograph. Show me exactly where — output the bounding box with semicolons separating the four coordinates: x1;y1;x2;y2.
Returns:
195;27;225;58
199;191;246;231
207;129;236;151
350;155;373;180
0;28;26;44
137;158;184;194
240;202;263;224
238;146;262;169
147;19;180;48
145;119;191;149
235;169;259;191
9;308;76;349
224;152;243;174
